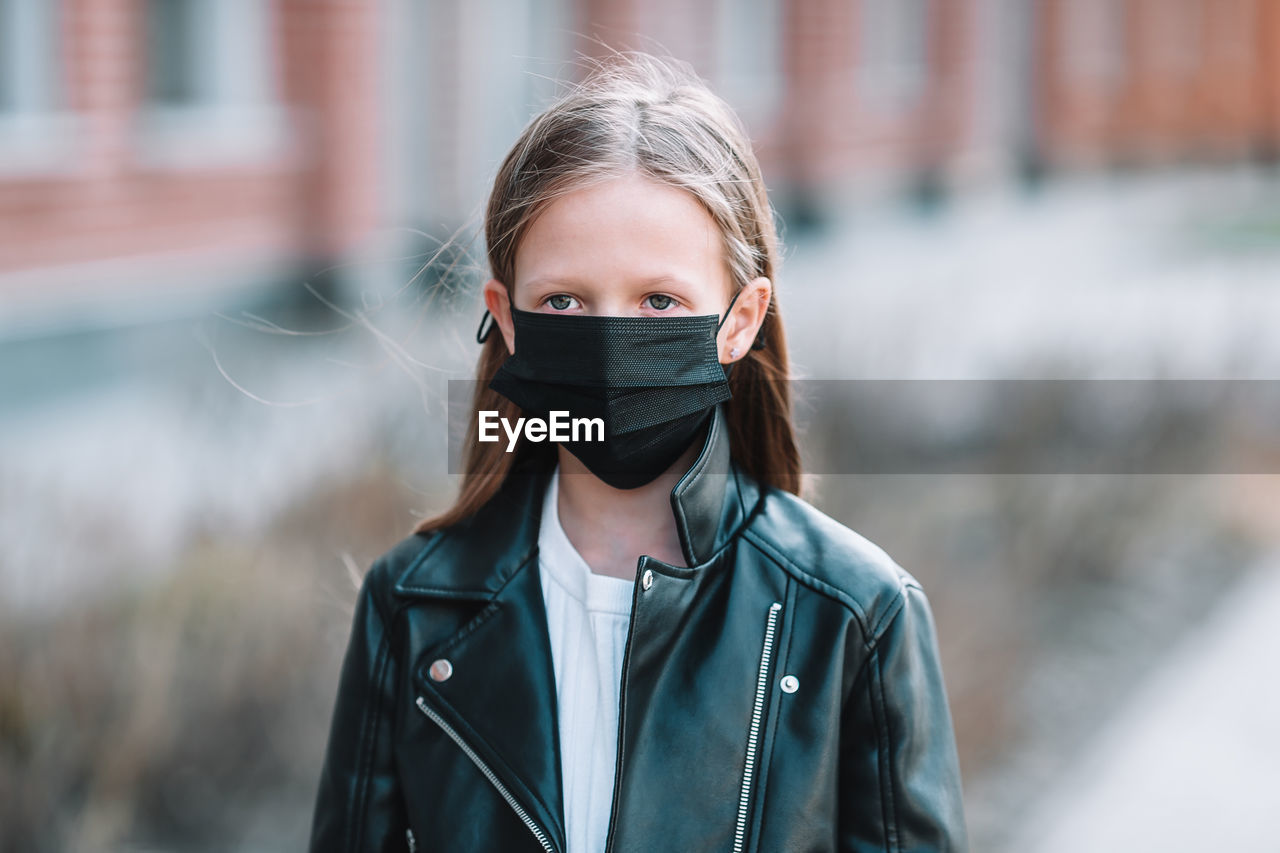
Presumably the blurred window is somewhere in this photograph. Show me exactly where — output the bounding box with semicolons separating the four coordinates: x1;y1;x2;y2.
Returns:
138;0;286;167
146;0;203;106
857;0;931;111
714;0;784;127
409;0;573;225
145;0;275;109
0;0;75;176
0;0;61;115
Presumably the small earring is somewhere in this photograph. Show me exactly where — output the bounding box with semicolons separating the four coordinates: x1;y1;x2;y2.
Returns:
729;347;740;358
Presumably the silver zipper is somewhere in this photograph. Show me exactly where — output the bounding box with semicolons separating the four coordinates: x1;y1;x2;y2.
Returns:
405;827;416;852
732;601;782;853
415;695;557;853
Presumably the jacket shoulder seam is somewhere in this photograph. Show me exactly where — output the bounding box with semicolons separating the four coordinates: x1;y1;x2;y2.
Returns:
387;531;451;594
856;583;930;853
845;583;915;699
868;580;915;642
740;527;872;641
741;527;918;656
349;585;395;851
870;643;901;852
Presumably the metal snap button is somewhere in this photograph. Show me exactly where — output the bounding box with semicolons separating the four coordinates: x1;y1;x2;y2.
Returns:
429;658;453;682
780;674;799;694
641;568;654;590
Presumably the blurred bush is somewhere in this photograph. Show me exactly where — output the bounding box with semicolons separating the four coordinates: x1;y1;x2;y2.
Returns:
0;462;426;852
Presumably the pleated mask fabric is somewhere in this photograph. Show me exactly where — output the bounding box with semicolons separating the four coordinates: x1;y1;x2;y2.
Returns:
487;306;734;489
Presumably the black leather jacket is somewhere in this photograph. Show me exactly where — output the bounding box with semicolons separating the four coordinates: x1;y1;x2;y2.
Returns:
310;405;968;852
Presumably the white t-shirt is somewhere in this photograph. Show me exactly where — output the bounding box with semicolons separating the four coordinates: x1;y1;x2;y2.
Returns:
537;466;636;853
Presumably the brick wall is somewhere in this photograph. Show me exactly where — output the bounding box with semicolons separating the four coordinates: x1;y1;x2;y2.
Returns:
0;0;379;308
1036;0;1280;167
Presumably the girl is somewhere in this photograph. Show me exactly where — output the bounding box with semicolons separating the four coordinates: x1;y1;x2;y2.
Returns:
310;53;967;852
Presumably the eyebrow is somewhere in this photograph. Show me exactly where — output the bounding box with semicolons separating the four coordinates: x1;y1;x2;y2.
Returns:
523;274;698;291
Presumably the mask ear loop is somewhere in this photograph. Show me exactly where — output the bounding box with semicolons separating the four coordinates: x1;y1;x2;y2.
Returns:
476;309;495;344
716;288;767;351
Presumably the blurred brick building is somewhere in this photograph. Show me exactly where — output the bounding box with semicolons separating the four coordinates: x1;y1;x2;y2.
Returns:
568;0;1280;214
2;0;1278;334
0;0;381;334
1035;0;1280;168
390;0;969;237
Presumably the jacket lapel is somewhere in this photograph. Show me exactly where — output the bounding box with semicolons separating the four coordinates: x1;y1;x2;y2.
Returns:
411;552;565;851
396;463;566;852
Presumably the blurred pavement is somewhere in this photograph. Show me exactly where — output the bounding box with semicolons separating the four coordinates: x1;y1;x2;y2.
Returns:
1002;554;1280;852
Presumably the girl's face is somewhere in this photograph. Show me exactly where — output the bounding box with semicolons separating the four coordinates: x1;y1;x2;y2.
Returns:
482;172;770;364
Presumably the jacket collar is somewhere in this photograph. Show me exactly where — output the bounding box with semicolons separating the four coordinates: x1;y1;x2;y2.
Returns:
391;402;760;600
668;401;753;566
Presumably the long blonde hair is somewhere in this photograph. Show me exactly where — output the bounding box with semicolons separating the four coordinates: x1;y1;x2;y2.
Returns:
415;52;799;534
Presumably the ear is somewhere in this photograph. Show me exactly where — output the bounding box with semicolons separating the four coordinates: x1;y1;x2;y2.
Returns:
482;278;517;353
717;277;771;364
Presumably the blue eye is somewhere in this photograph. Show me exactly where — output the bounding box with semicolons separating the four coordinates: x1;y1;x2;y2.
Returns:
646;294;675;310
547;294;578;310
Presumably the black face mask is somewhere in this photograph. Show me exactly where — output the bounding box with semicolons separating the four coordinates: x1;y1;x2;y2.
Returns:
479;298;747;489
